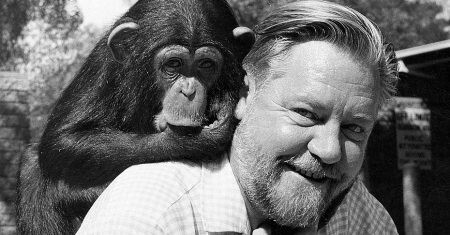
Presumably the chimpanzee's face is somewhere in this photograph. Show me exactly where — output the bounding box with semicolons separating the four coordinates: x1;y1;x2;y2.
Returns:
106;0;255;133
153;45;224;131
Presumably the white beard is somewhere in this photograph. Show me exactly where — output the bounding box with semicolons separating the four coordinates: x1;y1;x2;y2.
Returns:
232;114;351;228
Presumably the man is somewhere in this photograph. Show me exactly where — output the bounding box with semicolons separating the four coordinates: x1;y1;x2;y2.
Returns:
77;1;399;234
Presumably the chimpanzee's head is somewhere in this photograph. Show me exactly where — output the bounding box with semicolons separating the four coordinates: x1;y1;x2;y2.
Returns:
105;0;254;133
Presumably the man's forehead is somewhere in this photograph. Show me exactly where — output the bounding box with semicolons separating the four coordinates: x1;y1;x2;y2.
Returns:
264;40;381;115
282;41;379;88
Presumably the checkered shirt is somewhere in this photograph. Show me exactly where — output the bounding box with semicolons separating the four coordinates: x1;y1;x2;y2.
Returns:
77;156;398;234
76;157;251;235
324;178;399;234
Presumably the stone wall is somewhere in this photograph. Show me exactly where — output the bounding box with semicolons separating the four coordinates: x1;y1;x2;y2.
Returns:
0;72;30;235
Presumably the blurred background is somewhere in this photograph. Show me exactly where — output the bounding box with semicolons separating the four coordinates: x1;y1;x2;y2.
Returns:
0;0;449;234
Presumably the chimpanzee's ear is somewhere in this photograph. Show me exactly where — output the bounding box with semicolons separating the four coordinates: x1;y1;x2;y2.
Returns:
107;22;139;63
233;26;255;52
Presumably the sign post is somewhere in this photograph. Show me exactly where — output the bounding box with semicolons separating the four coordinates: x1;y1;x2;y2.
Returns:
395;97;431;235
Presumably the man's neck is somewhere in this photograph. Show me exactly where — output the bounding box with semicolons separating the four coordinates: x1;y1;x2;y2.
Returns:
241;189;265;230
227;147;265;230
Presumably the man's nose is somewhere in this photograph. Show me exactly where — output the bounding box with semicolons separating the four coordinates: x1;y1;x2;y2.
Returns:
307;122;342;164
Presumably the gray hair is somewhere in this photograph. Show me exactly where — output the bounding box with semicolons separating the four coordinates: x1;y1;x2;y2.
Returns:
243;0;398;105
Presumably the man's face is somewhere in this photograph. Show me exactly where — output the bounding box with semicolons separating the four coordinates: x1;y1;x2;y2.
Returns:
231;41;380;228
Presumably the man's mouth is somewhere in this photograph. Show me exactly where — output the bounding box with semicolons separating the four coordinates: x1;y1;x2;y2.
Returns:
281;156;340;183
285;163;328;183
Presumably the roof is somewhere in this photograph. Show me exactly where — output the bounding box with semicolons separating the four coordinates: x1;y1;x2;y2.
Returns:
395;40;450;105
396;39;450;80
396;39;450;59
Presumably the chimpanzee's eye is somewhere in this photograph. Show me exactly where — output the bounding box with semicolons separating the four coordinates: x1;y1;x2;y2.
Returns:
163;58;182;73
198;59;216;69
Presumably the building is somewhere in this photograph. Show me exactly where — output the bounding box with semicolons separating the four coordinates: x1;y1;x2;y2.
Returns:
367;39;450;235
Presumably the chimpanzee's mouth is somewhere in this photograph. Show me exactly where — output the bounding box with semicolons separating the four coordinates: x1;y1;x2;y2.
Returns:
155;100;230;133
165;115;224;135
157;112;225;133
202;116;221;129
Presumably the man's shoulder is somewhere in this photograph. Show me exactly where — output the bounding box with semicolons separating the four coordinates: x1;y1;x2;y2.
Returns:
95;161;203;214
346;179;399;234
109;161;203;203
77;161;204;234
122;160;202;188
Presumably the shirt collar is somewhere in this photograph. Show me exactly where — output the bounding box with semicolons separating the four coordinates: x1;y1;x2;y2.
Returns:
201;154;251;234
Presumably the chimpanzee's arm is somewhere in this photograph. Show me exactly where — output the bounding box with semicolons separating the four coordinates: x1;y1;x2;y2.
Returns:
38;119;233;187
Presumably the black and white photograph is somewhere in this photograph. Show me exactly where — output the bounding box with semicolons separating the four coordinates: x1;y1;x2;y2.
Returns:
1;0;449;234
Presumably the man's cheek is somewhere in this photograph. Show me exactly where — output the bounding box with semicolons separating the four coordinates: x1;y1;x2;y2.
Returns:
246;114;278;138
342;142;365;176
266;125;307;156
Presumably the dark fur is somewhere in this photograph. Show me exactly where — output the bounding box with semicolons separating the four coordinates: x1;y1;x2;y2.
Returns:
17;0;252;234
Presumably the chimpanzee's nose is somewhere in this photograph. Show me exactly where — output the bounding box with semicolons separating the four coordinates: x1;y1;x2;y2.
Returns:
181;77;196;97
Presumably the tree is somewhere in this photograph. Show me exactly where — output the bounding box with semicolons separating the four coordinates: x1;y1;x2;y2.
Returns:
14;21;100;140
331;0;449;49
4;0;98;140
0;0;81;69
0;0;30;67
227;0;270;27
228;0;449;49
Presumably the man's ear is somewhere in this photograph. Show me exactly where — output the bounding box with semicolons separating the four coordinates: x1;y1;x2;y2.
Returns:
107;21;139;63
235;75;256;120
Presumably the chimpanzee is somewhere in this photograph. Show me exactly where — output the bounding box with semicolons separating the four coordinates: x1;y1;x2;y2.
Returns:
17;0;255;234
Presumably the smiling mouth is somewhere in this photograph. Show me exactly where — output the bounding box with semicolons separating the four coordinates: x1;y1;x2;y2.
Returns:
285;163;328;183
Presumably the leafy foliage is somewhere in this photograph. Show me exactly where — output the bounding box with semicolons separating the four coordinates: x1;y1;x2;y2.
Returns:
227;0;293;27
227;0;269;27
331;0;449;49
1;0;99;140
0;0;30;66
0;0;82;68
14;21;98;112
228;0;449;49
17;21;100;140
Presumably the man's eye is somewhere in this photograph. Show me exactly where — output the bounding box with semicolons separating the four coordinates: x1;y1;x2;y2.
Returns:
342;124;366;142
293;108;317;120
345;124;364;133
288;108;318;126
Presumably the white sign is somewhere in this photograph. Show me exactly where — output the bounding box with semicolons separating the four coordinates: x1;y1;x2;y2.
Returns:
395;98;431;170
